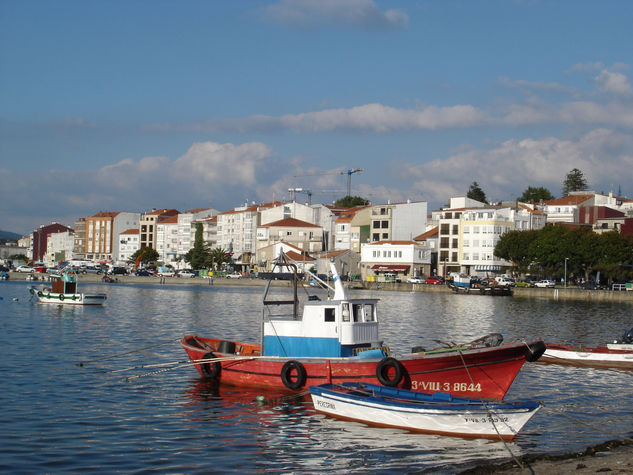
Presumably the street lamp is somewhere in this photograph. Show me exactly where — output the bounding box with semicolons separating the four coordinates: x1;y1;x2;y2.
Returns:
564;257;569;288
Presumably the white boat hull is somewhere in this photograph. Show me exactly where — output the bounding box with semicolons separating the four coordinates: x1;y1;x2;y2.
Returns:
311;389;539;440
542;346;633;368
29;288;106;306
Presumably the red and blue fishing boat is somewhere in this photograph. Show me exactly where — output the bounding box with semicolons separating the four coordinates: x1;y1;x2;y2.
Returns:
182;252;545;400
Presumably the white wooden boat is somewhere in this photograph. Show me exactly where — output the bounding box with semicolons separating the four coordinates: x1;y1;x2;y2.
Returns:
540;327;633;369
309;382;540;440
29;268;106;306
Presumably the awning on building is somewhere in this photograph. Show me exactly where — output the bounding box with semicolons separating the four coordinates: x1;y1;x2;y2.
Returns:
474;265;501;271
371;264;411;272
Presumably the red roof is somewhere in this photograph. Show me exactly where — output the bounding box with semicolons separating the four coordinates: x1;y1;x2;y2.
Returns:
261;217;319;228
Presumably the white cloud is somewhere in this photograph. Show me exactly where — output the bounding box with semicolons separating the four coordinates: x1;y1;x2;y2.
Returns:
263;0;408;30
398;129;633;204
594;69;633;96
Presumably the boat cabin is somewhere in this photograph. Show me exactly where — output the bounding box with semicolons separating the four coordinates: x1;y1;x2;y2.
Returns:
50;270;77;294
261;255;381;358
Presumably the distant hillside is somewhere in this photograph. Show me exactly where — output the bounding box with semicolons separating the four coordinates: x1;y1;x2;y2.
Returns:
0;230;22;241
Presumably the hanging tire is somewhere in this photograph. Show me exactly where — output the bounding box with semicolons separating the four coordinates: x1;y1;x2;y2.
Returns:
59;294;64;301
526;341;547;362
376;357;403;387
280;360;307;390
200;352;221;379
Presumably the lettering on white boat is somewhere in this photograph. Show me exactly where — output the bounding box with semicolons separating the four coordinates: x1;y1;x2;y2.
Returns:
316;400;336;410
464;416;509;424
411;381;482;392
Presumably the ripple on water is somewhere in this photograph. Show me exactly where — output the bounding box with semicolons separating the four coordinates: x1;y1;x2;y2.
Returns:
0;281;632;472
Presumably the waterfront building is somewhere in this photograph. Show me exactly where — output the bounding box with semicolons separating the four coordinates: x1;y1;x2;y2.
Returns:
45;230;75;266
256;217;323;254
140;209;179;250
334;206;371;252
118;229;140;265
360;240;431;282
156;214;179;266
369;201;428;243
31;223;74;262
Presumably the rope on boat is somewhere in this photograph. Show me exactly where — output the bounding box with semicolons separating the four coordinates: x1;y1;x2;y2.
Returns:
76;338;182;366
457;350;525;470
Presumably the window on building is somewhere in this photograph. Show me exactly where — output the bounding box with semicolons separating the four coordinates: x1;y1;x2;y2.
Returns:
382;233;388;239
440;224;450;234
372;233;380;241
452;225;459;234
381;221;388;228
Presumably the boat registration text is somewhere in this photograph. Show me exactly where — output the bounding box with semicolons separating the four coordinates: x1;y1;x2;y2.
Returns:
411;381;482;393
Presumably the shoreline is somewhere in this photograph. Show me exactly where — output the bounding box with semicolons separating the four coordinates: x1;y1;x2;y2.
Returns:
9;271;633;304
461;438;633;474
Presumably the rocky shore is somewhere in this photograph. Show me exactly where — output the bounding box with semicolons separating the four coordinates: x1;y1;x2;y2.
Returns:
462;439;633;474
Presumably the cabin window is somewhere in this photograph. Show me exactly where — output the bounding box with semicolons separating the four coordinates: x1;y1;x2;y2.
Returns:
353;304;363;322
324;308;335;322
364;304;375;321
342;303;350;322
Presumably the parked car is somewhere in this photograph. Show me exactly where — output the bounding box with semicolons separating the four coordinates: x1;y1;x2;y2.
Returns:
110;267;128;275
157;268;176;277
494;276;516;287
515;279;535;287
534;280;556;288
0;265;9;272
407;277;425;284
15;265;34;273
581;281;604;290
81;266;103;274
134;269;153;276
226;272;243;279
178;270;197;278
425;276;444;285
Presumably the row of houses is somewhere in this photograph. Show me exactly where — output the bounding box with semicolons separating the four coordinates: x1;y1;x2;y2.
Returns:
10;191;633;282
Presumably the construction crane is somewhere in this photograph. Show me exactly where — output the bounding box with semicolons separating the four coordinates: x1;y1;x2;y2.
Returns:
341;168;363;197
288;187;312;205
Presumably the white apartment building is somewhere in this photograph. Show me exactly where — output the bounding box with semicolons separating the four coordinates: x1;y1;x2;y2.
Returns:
156;215;180;266
334;206;371;252
118;229;140;265
435;199;547;277
216;201;281;259
360;240;432;282
260;201;338;250
256;217;323;254
191;216;218;250
370;201;428;243
111;212;141;263
176;207;218;258
45;231;75;266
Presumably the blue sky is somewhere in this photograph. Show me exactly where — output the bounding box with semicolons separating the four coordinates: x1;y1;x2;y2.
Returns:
2;0;633;235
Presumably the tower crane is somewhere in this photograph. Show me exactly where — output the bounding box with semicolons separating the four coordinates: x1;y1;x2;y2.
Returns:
288;187;312;205
341;168;363;197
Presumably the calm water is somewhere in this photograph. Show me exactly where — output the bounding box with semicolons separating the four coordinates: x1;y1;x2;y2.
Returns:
1;280;632;474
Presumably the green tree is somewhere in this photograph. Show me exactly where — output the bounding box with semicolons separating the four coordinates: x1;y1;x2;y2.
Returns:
184;223;210;270
206;248;233;269
494;230;539;272
466;182;487;203
128;247;159;266
562;168;588;196
334;196;369;208
517;186;554;203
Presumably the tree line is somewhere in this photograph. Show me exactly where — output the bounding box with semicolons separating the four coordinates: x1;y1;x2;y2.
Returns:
494;226;633;283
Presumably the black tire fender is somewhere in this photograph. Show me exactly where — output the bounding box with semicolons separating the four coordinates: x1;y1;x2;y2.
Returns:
376;357;403;387
200;352;221;379
280;360;307;390
526;340;547;362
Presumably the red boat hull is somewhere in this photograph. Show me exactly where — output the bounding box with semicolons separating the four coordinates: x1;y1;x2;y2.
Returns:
182;336;545;400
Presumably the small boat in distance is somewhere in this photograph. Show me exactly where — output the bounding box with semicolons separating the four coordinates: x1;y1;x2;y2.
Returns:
540;327;633;369
29;268;107;306
309;382;540;441
181;251;545;399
